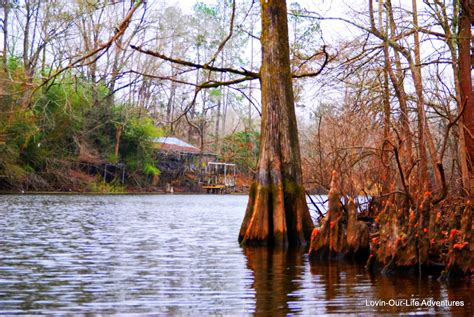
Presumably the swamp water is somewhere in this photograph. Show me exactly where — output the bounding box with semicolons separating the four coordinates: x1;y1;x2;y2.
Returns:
0;194;472;315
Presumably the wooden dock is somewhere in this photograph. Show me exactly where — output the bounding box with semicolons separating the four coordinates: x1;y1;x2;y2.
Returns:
202;184;225;193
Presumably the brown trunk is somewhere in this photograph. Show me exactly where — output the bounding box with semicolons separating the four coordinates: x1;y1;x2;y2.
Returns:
385;0;413;181
114;125;122;159
436;0;474;280
458;125;471;195
375;0;391;194
407;0;429;194
346;197;370;257
412;0;443;192
309;171;346;256
444;6;471;194
166;65;178;132
107;37;123;110
2;0;9;73
440;0;471;195
215;99;221;152
381;39;391;194
214;58;225;152
459;0;474;196
239;0;314;246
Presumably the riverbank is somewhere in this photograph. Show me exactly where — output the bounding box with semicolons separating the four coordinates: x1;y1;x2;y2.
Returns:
0;190;249;195
0;168;253;195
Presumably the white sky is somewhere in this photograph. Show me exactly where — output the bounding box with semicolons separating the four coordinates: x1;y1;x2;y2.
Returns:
173;0;360;41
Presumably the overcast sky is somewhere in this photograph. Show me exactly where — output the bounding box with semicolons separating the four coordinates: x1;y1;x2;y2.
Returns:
172;0;362;42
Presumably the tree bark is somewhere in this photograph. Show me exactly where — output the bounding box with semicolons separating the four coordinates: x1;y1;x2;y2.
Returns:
412;0;443;193
309;171;369;260
385;0;413;182
438;0;471;195
114;125;122;159
239;0;314;246
1;0;9;73
459;0;474;196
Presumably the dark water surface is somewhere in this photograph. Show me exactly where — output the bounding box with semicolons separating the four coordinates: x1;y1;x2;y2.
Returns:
0;194;472;315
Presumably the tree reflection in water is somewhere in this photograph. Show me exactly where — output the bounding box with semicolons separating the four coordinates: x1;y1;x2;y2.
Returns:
243;247;306;316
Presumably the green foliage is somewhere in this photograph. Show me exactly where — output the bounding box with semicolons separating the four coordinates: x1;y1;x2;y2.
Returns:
193;2;218;18
0;59;37;184
7;56;22;73
288;2;321;53
31;75;95;154
209;88;222;99
143;163;160;176
221;131;260;174
120;115;163;174
6;110;39;151
0;60;164;190
124;116;154;145
90;179;125;193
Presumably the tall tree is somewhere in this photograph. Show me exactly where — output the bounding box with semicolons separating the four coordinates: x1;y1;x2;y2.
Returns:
238;0;314;246
1;0;9;73
459;0;474;196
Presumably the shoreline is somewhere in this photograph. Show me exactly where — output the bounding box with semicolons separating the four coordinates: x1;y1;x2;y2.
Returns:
0;190;250;195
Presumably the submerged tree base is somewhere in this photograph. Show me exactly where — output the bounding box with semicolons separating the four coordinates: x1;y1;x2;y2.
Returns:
308;171;472;281
309;172;370;263
239;181;314;247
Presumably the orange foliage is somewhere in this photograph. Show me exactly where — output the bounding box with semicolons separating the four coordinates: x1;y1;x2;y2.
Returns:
449;229;461;240
453;242;468;250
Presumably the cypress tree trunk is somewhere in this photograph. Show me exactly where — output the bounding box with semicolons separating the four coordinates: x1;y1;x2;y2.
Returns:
238;0;314;246
437;0;473;280
459;0;474;196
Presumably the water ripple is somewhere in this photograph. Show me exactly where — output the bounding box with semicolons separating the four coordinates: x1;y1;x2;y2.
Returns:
0;194;472;315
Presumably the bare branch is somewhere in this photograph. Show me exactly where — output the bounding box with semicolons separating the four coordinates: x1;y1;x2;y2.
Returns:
130;45;260;79
291;45;330;79
126;70;258;89
30;0;144;102
207;0;236;66
228;85;262;116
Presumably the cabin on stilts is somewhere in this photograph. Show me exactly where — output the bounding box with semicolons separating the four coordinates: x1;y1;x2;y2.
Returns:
152;137;217;190
152;137;238;193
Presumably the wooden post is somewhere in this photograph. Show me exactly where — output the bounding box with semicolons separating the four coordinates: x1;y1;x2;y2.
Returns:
224;163;227;187
103;164;108;182
121;165;125;185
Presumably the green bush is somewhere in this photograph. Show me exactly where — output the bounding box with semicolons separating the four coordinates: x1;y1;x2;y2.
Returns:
221;131;259;174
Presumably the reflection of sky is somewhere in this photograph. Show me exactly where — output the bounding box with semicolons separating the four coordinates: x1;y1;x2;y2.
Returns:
0;195;255;314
